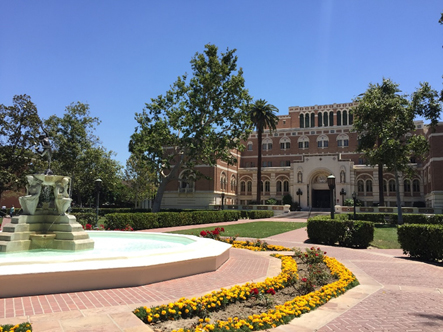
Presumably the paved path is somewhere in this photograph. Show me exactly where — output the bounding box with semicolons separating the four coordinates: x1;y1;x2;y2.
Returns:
1;217;442;331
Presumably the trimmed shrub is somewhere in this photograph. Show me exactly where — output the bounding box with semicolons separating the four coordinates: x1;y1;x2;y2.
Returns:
391;214;443;225
398;224;443;261
105;213;158;230
307;216;374;248
241;210;274;219
72;212;96;227
338;221;374;248
345;213;388;223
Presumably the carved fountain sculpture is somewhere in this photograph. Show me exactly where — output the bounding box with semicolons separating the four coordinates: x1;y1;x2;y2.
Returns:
0;130;94;252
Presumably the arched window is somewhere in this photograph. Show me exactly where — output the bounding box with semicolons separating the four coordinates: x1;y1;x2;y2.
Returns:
357;180;364;193
240;181;246;193
265;181;270;193
329;111;334;126
280;137;291;150
300;114;304;128
262;138;273;151
383;180;388;193
277;181;282;193
283;181;289;192
179;171;195;193
343;111;348;126
311;113;315;128
318;112;323;127
404;180;411;193
389;179;396;192
349;111;353;125
323;112;328;126
230;176;236;192
305;114;310;128
413;179;420;193
220;173;227;190
317;135;329;148
247;142;253;151
337;134;349;147
247;181;252;193
337;111;341;126
366;180;373;192
298;136;309;149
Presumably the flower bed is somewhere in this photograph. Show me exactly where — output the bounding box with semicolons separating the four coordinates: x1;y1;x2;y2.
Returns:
0;322;32;332
133;241;358;332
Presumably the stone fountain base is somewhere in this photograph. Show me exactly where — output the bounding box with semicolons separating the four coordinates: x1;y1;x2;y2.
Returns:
0;214;94;252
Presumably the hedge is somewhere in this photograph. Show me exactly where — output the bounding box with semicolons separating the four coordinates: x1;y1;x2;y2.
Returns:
72;212;96;227
397;224;443;261
240;210;274;219
104;210;245;230
391;214;443;225
307;216;374;248
71;207;150;216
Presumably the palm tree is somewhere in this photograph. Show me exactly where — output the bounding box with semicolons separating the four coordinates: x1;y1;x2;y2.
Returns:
249;99;279;204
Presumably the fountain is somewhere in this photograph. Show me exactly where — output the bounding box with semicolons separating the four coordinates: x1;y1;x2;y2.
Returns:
0;173;94;252
0;130;231;298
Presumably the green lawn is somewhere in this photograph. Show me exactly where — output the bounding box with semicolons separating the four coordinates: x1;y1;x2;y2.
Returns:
169;221;307;238
370;224;401;249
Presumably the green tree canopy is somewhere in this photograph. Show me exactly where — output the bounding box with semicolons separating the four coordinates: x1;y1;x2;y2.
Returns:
353;78;442;223
129;44;253;212
249;99;279;203
45;102;122;206
0;95;43;200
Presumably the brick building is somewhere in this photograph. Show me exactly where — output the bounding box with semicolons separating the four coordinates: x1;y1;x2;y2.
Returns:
159;102;443;210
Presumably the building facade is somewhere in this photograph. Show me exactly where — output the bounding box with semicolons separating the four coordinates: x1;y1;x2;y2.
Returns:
161;102;443;211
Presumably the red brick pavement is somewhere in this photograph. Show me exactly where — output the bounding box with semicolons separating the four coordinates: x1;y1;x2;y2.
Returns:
1;218;443;331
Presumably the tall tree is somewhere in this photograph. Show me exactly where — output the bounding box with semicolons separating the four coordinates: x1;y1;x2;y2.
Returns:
249;99;279;204
125;154;157;208
130;44;253;212
45;102;122;205
353;79;441;224
0;95;43;201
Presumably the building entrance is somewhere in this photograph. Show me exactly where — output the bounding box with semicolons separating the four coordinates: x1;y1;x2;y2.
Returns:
312;190;330;208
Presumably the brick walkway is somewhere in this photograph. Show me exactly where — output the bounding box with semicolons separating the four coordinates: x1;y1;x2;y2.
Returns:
1;217;442;331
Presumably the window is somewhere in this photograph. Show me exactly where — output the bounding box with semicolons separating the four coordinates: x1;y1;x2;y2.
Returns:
240;181;246;193
343;110;348;125
404;180;411;193
298;142;303;148
247;143;252;151
317;135;329;148
262;161;272;167
300;114;304;128
383;180;388;193
277;181;282;193
304;141;309;148
265;181;270;192
317;141;322;148
343;139;349;146
357;180;364;192
413;179;420;193
337;111;341;126
323;112;328;126
366;180;373;192
349;111;353;125
305;114;310;128
311;113;315;128
389;180;396;192
318;113;323;127
286;160;291;166
262;138;273;151
230;176;236;192
220;173;227;190
329;111;334;126
280;137;291;150
283;181;289;192
247;181;252;193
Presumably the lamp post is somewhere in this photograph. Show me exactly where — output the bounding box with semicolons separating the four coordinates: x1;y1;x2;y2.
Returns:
221;192;225;210
340;188;346;206
296;188;302;209
327;174;336;219
352;191;357;220
95;178;102;227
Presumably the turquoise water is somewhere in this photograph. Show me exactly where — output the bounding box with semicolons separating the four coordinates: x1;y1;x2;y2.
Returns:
0;232;195;260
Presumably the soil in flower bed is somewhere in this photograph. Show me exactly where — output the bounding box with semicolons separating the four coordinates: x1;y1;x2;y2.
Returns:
148;257;337;332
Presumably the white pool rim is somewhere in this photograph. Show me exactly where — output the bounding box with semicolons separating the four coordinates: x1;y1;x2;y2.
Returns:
0;231;231;298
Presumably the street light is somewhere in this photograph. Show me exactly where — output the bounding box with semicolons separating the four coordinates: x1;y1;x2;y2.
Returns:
340;188;346;206
221;192;225;210
352;191;357;220
95;178;102;227
327;174;336;219
296;188;303;209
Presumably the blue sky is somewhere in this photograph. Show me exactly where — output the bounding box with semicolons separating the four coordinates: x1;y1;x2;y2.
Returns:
1;1;442;166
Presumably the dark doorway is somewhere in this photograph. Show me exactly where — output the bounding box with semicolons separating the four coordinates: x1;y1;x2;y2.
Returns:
312;190;330;208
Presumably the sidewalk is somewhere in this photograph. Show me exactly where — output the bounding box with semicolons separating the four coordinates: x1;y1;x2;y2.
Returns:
1;218;442;331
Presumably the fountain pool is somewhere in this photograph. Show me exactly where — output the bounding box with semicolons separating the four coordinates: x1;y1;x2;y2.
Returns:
0;231;231;298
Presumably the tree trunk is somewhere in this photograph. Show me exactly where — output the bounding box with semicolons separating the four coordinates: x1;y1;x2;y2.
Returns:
394;169;403;225
256;129;263;204
378;163;384;206
152;161;182;213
